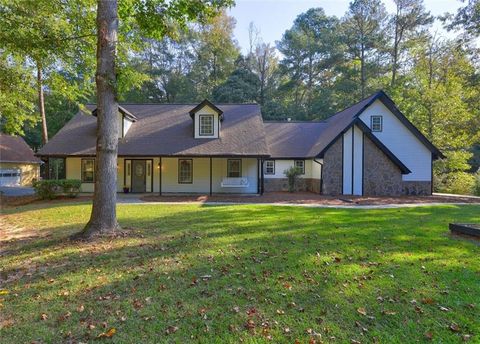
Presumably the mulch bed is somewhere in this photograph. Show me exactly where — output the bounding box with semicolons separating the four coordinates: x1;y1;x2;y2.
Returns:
141;192;480;205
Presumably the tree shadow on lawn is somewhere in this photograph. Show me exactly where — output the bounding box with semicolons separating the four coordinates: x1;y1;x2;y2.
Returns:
1;204;479;342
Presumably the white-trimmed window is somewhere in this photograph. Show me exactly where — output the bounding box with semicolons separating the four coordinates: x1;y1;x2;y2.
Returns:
294;160;305;174
178;159;193;184
199;115;214;136
264;160;275;175
227;159;242;177
371;115;383;132
81;159;95;183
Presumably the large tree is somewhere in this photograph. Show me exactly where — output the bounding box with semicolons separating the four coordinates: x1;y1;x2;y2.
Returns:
343;0;388;98
389;0;433;87
80;0;234;238
189;12;240;98
444;0;480;39
277;8;344;119
0;0;96;144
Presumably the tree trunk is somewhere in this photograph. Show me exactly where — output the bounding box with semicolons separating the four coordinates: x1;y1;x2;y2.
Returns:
360;42;365;99
391;6;400;88
79;0;120;238
36;61;48;145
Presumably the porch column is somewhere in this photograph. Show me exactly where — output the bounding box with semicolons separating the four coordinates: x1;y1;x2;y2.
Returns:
159;156;162;195
260;159;265;195
209;157;212;196
44;158;50;179
257;159;260;194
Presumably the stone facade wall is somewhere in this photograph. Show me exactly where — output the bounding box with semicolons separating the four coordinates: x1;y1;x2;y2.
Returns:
363;136;404;196
403;181;431;195
264;178;320;193
322;138;343;195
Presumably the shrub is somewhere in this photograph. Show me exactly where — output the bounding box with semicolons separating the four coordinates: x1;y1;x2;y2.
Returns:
435;172;475;195
62;179;81;198
473;170;480;196
284;166;302;192
33;179;81;199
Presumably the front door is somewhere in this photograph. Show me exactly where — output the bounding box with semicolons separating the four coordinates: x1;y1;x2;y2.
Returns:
131;160;146;193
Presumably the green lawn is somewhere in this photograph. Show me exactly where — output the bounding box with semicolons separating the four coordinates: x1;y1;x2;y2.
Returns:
1;203;479;343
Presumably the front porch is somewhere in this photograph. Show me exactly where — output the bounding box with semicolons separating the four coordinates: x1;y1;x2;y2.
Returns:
63;156;264;195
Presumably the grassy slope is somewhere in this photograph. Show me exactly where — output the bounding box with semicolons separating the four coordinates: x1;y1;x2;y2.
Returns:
0;203;479;343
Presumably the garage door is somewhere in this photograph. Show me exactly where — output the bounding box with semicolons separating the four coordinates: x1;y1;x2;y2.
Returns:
0;169;21;186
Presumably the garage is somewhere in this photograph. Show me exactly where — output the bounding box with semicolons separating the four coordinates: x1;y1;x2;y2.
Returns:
0;169;22;186
0;134;41;187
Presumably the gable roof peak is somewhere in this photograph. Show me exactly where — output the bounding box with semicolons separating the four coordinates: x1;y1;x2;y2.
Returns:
189;99;223;118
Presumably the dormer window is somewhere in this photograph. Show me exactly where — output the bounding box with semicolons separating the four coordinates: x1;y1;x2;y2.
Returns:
189;99;223;139
92;106;137;138
199;115;214;136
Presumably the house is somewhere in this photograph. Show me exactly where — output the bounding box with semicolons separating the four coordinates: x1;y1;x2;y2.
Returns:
0;134;41;187
36;91;443;196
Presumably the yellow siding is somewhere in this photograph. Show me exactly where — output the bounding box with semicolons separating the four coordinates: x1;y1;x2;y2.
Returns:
0;162;40;186
65;157;94;192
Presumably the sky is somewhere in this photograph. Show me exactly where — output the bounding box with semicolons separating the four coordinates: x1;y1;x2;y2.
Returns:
227;0;464;54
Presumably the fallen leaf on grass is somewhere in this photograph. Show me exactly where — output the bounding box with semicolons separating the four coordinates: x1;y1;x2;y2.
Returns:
276;309;285;315
414;306;424;314
283;282;292;290
97;328;116;338
40;313;48;321
424;332;433;340
421;298;434;305
132;299;143;309
439;306;450;312
382;310;397;315
165;325;178;334
244;319;255;330
76;304;85;312
449;323;460;332
0;290;9;295
357;307;367;316
57;312;71;322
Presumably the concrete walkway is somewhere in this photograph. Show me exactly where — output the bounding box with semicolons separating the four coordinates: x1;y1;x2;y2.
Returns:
116;194;478;209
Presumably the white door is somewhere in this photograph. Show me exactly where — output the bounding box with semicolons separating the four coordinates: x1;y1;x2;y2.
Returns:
0;169;21;186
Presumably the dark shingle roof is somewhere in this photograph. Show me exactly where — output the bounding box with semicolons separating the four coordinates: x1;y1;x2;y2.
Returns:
0;134;41;163
37;103;269;157
36;91;443;164
264;122;329;158
264;93;380;159
265;90;442;162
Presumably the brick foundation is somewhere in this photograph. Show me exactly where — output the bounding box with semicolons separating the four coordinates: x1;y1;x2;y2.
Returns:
264;178;320;193
403;181;431;195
